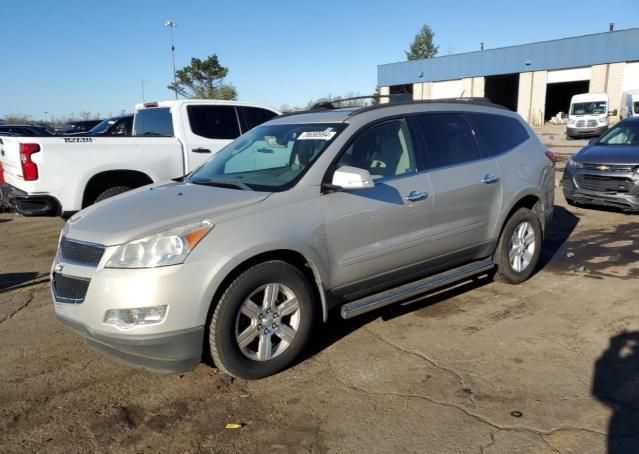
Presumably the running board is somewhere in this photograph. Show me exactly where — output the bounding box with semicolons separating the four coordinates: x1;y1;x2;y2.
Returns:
340;258;494;319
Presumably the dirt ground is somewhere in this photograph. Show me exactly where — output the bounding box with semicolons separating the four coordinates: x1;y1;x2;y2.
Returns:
1;145;638;453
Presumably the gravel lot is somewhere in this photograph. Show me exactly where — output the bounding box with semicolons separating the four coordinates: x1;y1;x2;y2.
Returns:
1;142;638;452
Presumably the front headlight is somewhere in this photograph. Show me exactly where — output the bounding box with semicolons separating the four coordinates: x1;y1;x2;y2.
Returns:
106;219;214;268
598;117;608;124
567;157;583;168
568;118;576;125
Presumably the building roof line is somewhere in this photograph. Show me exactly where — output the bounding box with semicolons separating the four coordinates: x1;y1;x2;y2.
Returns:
378;27;639;68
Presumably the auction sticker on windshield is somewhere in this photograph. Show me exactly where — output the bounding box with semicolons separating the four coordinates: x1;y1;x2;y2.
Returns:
297;131;336;141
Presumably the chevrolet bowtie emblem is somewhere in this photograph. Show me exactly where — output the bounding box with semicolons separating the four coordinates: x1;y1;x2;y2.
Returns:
596;165;610;171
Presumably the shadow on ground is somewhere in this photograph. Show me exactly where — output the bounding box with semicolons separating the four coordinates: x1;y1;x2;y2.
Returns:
302;205;581;363
593;331;639;453
0;272;47;293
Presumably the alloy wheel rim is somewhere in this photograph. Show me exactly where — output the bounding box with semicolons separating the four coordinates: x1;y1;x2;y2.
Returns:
235;283;301;361
509;221;536;273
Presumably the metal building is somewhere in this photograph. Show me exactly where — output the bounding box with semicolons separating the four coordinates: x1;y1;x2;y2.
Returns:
377;28;639;125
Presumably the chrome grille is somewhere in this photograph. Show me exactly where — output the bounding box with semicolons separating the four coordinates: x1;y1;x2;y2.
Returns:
580;163;635;172
575;120;585;127
586;120;597;127
575;175;632;193
52;274;90;304
59;237;105;267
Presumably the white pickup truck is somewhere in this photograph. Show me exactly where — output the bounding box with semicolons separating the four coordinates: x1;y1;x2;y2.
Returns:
0;100;279;216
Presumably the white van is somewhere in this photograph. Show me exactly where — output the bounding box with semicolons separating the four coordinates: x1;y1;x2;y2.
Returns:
620;90;639;119
566;93;615;139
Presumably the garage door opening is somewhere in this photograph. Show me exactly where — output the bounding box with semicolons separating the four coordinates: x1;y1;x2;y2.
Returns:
544;80;590;122
389;84;413;97
484;74;519;111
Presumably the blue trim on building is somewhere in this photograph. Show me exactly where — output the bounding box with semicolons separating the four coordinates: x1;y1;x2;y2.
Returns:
378;28;639;87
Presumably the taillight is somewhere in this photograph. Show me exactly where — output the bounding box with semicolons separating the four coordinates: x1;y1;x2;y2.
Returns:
19;143;40;181
545;150;556;166
0;162;4;185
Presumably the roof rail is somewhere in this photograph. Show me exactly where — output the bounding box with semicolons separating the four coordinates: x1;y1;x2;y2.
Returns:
348;96;508;116
310;93;411;110
278;95;507;119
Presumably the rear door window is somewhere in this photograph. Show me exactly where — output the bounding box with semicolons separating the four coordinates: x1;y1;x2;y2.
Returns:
413;113;480;169
187;105;240;139
468;113;529;157
238;107;278;132
133;108;174;137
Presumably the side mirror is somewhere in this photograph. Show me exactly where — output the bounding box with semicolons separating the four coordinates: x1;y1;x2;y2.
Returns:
609;109;618;117
331;166;375;190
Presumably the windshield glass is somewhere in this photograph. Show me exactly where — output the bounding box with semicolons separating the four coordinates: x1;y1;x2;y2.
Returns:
188;123;345;191
89;118;116;134
597;122;639;145
571;101;607;115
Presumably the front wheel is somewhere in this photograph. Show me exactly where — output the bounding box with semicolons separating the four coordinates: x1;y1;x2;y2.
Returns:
208;260;316;379
494;208;542;284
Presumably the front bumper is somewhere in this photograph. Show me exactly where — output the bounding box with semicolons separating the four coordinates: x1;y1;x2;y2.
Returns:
51;241;232;373
0;182;61;216
561;166;639;211
57;315;203;373
566;125;608;138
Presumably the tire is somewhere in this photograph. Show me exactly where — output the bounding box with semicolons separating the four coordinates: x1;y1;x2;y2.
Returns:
209;260;316;379
94;186;131;203
494;208;542;284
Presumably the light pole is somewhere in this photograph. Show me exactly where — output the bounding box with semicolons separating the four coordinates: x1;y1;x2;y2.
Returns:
164;20;178;99
44;111;48;123
140;79;146;102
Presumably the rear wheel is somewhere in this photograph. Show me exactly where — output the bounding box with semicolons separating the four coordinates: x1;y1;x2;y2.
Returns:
494;208;542;284
209;260;316;379
94;186;131;203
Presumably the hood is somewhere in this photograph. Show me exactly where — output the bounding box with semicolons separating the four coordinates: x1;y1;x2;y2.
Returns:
66;181;271;246
575;144;639;165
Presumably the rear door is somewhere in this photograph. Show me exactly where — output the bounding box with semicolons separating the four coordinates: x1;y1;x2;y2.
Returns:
322;118;434;296
183;105;242;170
413;112;502;261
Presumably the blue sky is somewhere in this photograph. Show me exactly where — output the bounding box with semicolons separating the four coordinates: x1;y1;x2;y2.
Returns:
1;0;638;119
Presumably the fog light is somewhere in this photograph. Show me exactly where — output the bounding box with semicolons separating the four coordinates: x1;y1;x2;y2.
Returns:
104;305;168;329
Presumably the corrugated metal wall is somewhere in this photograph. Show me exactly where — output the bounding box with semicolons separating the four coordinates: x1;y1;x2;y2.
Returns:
378;28;639;87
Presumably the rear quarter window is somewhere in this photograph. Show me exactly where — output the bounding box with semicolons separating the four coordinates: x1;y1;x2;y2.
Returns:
238;107;278;132
187;105;240;140
133;108;174;137
468;113;529;157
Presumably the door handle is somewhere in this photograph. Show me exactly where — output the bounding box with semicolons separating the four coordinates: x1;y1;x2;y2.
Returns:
482;174;500;184
192;148;212;154
406;191;429;202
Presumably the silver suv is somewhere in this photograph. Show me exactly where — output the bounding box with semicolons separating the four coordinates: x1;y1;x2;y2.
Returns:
52;98;555;379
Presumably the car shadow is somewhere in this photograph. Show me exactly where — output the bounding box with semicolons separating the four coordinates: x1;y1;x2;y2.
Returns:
0;272;48;293
537;205;580;270
593;331;639;453
299;205;579;365
300;276;493;365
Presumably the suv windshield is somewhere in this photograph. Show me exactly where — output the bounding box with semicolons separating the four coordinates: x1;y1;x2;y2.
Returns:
597;122;639;145
571;101;607;115
189;123;345;191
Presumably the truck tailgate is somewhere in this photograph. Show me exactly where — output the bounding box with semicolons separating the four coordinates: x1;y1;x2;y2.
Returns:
0;136;25;187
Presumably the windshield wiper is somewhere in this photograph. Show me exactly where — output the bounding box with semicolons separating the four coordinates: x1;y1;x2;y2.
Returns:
191;178;254;191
